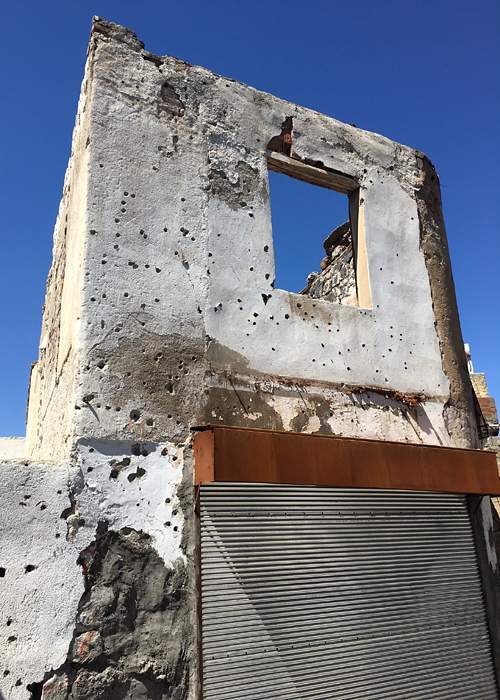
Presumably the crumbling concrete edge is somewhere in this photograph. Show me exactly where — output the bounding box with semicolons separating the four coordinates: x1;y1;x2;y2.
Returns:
415;153;479;449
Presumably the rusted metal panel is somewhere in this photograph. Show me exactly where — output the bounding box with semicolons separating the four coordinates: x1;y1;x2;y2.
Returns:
193;428;215;484
193;426;500;495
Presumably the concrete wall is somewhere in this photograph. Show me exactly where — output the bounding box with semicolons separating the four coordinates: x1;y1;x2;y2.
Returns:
0;17;490;699
23;17;478;457
0;442;197;699
25;45;93;463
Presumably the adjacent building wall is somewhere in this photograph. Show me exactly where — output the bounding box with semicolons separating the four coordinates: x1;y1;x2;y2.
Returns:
302;222;357;306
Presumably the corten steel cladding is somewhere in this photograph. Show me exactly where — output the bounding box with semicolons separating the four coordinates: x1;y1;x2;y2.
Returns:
194;426;500;495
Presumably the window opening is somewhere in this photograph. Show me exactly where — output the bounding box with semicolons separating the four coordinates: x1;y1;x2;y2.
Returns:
266;119;368;307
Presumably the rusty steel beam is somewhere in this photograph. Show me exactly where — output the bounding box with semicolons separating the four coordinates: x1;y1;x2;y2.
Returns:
193;425;500;495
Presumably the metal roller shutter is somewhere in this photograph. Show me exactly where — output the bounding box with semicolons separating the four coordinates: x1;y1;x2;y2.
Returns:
200;484;498;700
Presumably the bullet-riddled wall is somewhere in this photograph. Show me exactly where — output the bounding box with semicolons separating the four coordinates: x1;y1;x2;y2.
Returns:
0;17;492;700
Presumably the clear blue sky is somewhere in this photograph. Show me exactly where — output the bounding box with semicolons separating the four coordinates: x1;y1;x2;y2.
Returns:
0;0;498;436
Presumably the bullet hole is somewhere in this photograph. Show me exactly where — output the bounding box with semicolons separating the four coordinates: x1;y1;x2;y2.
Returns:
180;227;189;235
40;504;47;511
146;418;154;426
248;213;254;218
127;473;137;483
24;564;37;574
284;314;289;319
128;261;139;269
136;467;146;478
173;526;178;532
164;521;171;527
116;232;120;237
0;568;5;577
115;218;120;223
130;409;141;422
124;191;129;196
154;298;160;303
164;227;168;232
109;469;119;480
6;618;12;626
249;267;254;272
8;636;17;643
15;679;22;686
90;229;97;236
155;267;161;273
261;293;271;305
3;670;9;677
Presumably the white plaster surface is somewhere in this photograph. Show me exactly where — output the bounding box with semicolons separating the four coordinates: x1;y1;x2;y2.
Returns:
0;462;80;698
0;438;26;460
76;439;185;564
0;439;186;697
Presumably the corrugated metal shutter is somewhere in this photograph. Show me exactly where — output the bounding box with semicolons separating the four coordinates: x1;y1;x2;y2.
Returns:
200;484;498;700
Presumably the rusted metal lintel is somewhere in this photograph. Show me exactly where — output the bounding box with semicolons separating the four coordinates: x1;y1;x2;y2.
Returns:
193;425;500;495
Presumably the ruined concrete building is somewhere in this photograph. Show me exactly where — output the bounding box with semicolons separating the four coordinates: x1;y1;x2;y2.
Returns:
2;17;500;700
